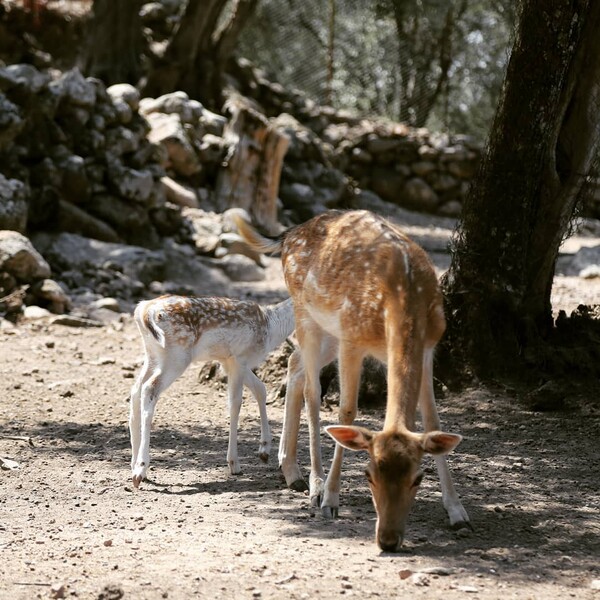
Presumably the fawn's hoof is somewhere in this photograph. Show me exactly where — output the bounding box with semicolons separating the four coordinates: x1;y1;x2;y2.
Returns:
289;478;309;493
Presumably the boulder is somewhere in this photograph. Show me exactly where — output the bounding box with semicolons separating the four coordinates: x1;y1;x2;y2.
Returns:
107;83;141;111
106;163;155;203
0;63;51;93
0;93;24;151
215;254;266;282
49;68;97;109
32;232;166;284
401;178;439;212
0;175;28;232
161;176;199;208
146;112;201;176
0;230;51;282
57;200;120;243
29;278;71;314
140;91;203;124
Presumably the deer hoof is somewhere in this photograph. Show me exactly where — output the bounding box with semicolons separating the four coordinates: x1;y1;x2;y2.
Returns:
321;505;338;519
289;478;309;493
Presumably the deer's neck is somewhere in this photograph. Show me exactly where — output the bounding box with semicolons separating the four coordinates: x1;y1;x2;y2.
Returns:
264;298;295;353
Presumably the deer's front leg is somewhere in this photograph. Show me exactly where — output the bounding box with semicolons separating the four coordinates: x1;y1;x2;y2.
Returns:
322;345;363;518
419;348;470;529
132;374;161;487
279;349;307;491
129;363;147;473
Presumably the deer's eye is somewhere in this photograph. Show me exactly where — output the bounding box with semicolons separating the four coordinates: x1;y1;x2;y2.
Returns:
412;472;424;488
364;469;374;485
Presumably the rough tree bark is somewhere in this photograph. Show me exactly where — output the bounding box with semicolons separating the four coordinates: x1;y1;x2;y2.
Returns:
83;0;143;86
441;0;600;379
142;0;258;110
215;97;289;235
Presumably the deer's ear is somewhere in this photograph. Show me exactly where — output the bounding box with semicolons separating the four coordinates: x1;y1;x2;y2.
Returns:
326;425;374;451
421;431;462;455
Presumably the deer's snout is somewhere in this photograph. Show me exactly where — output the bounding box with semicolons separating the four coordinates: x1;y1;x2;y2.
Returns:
377;530;403;552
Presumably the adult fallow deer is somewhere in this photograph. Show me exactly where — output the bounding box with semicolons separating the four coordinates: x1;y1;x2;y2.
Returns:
235;209;470;551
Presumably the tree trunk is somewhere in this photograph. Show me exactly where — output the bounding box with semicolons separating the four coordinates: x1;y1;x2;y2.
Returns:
442;0;600;379
83;0;142;86
215;97;289;234
143;0;258;109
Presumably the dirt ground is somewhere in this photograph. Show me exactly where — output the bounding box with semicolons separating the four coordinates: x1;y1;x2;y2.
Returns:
1;220;600;599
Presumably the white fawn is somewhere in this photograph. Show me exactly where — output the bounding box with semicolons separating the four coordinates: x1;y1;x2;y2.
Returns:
235;209;470;551
129;295;294;487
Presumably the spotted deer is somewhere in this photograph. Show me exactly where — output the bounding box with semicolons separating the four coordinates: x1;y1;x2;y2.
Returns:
129;295;294;487
235;209;470;551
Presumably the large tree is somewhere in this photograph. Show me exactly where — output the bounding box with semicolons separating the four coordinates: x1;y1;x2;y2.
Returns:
83;0;143;85
143;0;258;109
442;0;600;379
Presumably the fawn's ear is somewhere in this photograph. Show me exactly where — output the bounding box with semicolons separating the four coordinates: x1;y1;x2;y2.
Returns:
420;431;462;455
326;425;374;451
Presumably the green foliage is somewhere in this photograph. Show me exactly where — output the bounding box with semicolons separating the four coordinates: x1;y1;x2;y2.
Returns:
238;0;516;141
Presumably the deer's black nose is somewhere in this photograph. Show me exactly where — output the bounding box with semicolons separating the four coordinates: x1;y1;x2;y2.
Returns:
378;533;402;552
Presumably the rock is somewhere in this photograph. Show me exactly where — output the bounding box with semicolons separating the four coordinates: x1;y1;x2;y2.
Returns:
525;380;567;412
23;305;52;320
87;194;159;247
58;155;90;204
146;112;201;176
162;238;229;293
0;174;28;232
411;161;437;177
181;207;222;254
567;244;600;276
50;314;103;328
447;160;477;179
161;176;199;208
57;200;120;243
580;264;600;279
0;92;24;151
32;232;166;285
0;230;51;282
29;278;71;314
438;200;462;218
105;126;140;156
401;178;439;212
407;573;430;586
50;68;97;109
216;254;266;282
140;91;203;124
200;109;227;137
429;172;459;192
0;271;16;295
107;83;141;111
370;168;407;205
140;2;167;22
366;136;404;155
590;579;600;590
90;297;121;312
197;134;227;163
107;163;155;203
0;63;51;93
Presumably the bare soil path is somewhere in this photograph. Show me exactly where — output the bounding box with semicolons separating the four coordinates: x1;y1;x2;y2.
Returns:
1;213;599;599
1;310;599;600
